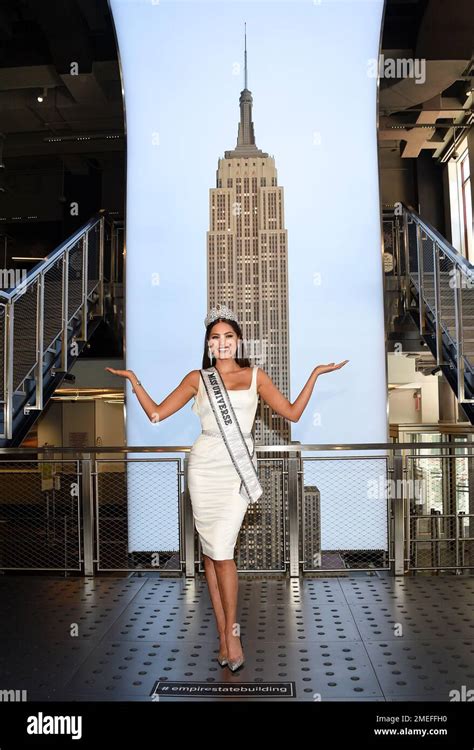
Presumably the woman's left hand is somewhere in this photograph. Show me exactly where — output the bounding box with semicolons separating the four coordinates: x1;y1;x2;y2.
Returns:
314;360;349;376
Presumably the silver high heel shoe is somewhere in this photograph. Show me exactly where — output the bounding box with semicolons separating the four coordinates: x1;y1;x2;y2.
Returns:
227;636;244;672
228;655;244;672
217;639;228;666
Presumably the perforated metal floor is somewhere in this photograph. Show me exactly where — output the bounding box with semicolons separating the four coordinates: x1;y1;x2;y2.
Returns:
1;573;474;702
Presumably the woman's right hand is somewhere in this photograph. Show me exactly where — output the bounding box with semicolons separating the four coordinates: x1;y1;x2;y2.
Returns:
105;367;133;380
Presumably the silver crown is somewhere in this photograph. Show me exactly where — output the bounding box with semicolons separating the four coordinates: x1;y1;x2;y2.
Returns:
204;303;239;328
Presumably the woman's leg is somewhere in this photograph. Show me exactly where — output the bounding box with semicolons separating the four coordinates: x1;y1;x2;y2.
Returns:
213;558;244;662
202;554;227;658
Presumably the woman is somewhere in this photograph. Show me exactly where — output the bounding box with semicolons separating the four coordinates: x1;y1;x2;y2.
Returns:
106;304;348;673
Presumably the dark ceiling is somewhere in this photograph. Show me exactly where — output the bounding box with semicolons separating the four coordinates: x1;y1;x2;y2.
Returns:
382;0;430;50
0;0;472;229
0;0;124;237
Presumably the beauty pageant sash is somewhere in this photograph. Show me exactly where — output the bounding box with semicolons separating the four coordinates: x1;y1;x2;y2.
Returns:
200;366;262;504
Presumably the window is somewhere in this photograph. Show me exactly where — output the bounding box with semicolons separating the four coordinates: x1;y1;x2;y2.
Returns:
460;151;472;261
448;137;473;261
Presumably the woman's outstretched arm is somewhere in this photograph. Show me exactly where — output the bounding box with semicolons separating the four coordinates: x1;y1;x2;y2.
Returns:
105;367;198;423
257;360;349;423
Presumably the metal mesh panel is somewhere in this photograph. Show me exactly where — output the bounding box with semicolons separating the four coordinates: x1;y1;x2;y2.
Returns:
68;240;84;320
301;456;390;572
460;273;474;366
234;458;286;571
43;258;64;350
407;219;418;281
406;219;469;359
382;218;396;275
407;449;474;572
0;303;5;396
87;223;100;295
0;461;81;570
12;280;38;391
438;256;457;343
96;458;181;572
420;233;436;312
300;479;321;570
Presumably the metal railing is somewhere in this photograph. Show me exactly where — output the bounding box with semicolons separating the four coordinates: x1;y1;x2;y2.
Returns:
383;204;474;404
398;428;474;573
105;218;124;341
0;214;106;441
0;457;82;571
0;441;472;576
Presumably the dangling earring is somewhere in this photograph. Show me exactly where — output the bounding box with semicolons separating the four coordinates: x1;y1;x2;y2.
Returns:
208;347;214;364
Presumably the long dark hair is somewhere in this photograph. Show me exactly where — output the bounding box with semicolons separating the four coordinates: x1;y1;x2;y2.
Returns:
202;317;251;369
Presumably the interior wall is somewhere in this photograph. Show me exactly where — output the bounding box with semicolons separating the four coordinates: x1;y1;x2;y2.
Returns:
379;148;417;208
37;400;63;454
388;388;421;424
62;402;95;450
416;150;446;234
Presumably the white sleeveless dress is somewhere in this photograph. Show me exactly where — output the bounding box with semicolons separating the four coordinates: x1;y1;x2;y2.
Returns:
188;365;259;560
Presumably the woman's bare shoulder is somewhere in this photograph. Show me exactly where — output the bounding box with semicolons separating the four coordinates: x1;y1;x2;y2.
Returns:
184;369;201;396
255;366;271;393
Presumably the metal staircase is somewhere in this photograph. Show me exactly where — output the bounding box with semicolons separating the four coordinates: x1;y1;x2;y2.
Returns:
0;212;113;447
383;203;474;423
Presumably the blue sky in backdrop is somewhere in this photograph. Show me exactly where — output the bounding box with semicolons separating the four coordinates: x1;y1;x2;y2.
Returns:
111;0;386;448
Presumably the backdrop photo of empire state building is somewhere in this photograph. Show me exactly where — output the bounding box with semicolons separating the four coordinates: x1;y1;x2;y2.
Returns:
204;33;316;572
207;34;291;449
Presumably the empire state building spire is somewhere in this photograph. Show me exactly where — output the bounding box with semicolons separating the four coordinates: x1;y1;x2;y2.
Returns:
244;19;248;90
225;23;268;159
